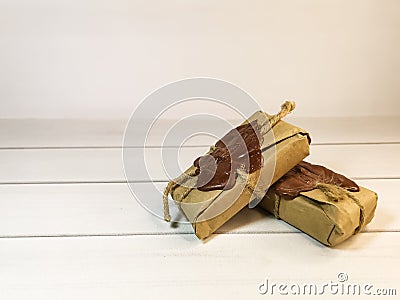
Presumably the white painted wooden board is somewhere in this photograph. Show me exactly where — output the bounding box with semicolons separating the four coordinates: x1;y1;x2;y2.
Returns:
0;119;125;148
0;144;399;183
0;233;398;299
0;180;396;238
0;116;399;299
0;117;399;148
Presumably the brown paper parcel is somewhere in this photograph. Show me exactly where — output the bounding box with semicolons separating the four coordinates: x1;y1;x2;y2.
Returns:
165;105;311;239
260;184;378;246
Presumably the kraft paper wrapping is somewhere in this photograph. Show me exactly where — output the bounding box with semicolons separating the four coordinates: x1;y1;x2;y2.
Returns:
260;185;378;246
170;111;311;239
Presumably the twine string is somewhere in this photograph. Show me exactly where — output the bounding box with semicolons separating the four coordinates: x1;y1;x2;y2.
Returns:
163;101;296;222
272;183;365;234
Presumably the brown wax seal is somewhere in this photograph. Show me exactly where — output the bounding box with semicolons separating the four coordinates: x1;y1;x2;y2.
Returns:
273;161;359;199
193;121;263;191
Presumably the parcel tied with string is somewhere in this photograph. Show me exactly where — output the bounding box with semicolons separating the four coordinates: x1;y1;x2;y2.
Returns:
163;101;311;239
259;161;378;246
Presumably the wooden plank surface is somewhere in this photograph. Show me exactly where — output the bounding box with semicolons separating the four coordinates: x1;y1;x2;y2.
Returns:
0;116;399;148
0;179;396;238
0;144;398;183
0;233;398;299
0;119;125;148
0;117;398;299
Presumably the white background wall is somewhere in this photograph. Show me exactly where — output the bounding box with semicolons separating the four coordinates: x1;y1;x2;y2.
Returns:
1;0;399;119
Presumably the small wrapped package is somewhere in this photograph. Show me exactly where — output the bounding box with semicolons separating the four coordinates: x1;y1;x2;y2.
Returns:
163;102;311;239
259;161;378;246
